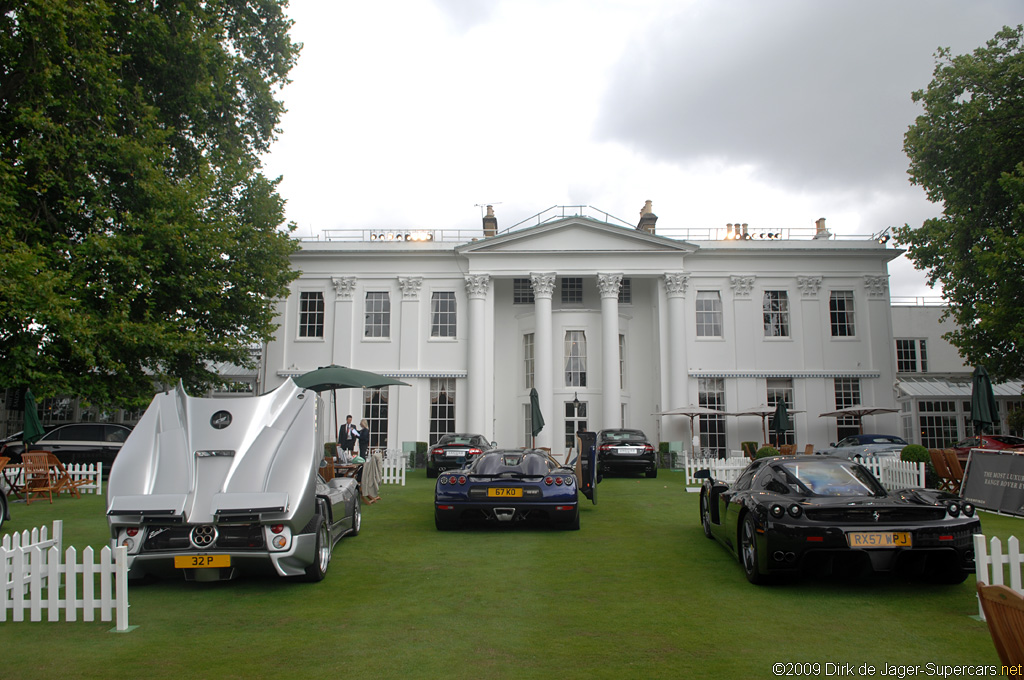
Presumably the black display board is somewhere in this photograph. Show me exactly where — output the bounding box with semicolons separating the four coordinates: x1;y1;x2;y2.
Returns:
961;449;1024;517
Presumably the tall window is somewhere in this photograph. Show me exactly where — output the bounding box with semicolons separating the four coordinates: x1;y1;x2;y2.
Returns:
523;333;535;389
364;291;391;338
513;278;535;304
361;387;389;448
561;277;583;304
618;278;632;304
619;334;626;389
565;399;588;449
564;331;587;387
298;291;325;338
430;291;457;337
918;401;958;448
429;379;456;445
834;378;861;440
698;378;727;457
696;291;723;338
763;291;790;337
896;339;928;373
829;291;856;337
766;379;794;446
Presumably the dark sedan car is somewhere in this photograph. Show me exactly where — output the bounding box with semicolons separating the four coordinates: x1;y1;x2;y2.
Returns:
596;428;657;478
697;456;979;584
434;449;594;530
10;423;131;475
426;433;495;478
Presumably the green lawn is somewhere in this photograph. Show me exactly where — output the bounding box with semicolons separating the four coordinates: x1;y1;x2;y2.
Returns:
1;473;1016;679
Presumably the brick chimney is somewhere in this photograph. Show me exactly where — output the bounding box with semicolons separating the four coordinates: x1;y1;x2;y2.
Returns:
482;205;498;237
813;217;831;240
636;200;658;234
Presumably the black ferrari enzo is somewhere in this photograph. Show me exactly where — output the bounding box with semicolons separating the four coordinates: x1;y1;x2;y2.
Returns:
696;456;980;584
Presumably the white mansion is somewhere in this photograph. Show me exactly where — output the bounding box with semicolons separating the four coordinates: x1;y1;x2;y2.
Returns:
260;203;1024;457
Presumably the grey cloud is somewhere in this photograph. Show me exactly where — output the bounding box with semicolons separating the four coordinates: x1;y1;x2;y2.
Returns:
597;0;1021;194
429;0;499;33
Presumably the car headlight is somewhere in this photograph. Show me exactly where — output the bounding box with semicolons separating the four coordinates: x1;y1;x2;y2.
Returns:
770;504;785;519
962;503;975;517
946;502;960;518
787;504;802;518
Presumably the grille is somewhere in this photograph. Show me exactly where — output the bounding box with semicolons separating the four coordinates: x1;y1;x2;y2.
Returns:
143;524;266;552
804;507;946;523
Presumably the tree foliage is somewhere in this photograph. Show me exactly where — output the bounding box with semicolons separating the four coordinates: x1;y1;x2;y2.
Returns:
0;0;301;407
897;25;1024;383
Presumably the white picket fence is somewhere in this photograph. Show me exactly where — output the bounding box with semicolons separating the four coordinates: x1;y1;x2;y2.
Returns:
2;462;104;495
682;454;926;491
974;534;1023;621
1;520;130;631
378;448;406;486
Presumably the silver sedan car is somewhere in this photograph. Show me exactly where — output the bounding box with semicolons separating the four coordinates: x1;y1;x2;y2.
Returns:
816;434;909;460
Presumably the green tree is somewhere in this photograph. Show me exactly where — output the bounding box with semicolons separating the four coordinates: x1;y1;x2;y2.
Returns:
897;25;1024;383
0;0;301;407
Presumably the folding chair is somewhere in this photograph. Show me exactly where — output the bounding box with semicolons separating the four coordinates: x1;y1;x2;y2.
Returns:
22;451;60;505
942;449;964;494
46;453;90;498
928;448;954;492
977;583;1024;666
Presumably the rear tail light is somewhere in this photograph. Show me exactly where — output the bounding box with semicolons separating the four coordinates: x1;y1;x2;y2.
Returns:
555;476;563;485
439;476;448;485
271;524;285;534
467;448;482;456
599;444;613;453
544;476;554;485
643;444;655;453
458;476;467;485
126;527;139;537
431;448;444;457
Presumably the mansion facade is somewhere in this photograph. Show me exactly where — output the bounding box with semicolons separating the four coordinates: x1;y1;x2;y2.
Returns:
262;205;910;455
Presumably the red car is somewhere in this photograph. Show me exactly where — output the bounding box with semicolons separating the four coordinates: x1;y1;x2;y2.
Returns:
953;434;1024;464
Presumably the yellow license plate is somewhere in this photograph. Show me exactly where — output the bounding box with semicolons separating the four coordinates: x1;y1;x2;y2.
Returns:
847;532;912;548
174;554;231;569
487;488;523;498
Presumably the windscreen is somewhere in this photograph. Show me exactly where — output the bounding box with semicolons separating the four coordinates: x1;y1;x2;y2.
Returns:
471;452;556;476
775;459;886;497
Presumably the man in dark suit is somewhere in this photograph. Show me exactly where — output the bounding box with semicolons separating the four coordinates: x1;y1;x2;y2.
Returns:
339;415;358;457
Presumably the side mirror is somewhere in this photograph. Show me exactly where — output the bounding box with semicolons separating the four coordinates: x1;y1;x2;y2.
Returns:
829;442;836;447
490;441;497;449
693;469;711;480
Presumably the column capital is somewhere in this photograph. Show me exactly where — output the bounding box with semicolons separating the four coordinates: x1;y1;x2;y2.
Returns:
664;272;689;297
397;276;423;300
530;272;557;298
730;275;755;297
597;273;623;299
797;275;823;298
464;274;491;299
864;274;889;298
332;276;357;300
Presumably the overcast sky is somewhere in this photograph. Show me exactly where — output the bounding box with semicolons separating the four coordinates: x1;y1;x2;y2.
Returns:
261;0;1022;298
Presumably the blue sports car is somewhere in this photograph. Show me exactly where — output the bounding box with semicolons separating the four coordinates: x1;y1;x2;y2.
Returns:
434;449;595;530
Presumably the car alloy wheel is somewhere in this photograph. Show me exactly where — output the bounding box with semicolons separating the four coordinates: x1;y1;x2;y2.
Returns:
740;514;765;584
700;492;713;539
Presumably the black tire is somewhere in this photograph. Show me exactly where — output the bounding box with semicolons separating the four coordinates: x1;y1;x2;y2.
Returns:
646;467;658;479
740;513;767;584
435;511;458;531
302;515;331;582
349;497;361;536
699;490;713;539
0;490;7;530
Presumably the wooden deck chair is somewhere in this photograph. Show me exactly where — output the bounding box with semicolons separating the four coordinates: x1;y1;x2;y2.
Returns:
779;444;796;456
977;583;1024;666
942;449;964;494
0;455;18;500
22;451;59;505
803;444;815;455
46;453;90;498
928;448;954;492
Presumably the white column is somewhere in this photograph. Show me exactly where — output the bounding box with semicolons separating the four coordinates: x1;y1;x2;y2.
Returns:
397;277;422;371
330;276;357;367
598;273;623;429
465;274;490;435
665;273;689;440
531;273;556;450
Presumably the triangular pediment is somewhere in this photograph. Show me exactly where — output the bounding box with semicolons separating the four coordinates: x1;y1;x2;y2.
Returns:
456;216;696;255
